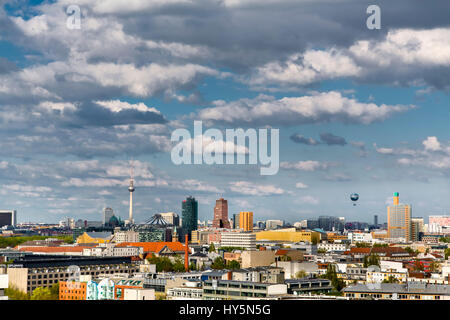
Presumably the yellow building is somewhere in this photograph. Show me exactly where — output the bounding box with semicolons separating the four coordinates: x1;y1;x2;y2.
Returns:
76;231;112;244
387;192;412;241
255;228;320;243
239;212;253;231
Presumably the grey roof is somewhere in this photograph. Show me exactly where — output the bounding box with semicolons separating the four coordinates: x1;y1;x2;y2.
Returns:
343;282;450;295
86;231;112;239
285;278;331;284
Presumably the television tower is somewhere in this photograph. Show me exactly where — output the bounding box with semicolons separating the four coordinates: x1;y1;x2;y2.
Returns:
128;161;135;225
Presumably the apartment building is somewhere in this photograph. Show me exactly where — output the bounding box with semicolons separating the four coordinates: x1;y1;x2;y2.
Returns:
7;255;139;293
343;283;450;300
202;279;287;300
220;232;256;251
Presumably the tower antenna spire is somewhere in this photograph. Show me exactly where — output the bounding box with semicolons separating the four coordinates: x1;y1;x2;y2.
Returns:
128;158;135;225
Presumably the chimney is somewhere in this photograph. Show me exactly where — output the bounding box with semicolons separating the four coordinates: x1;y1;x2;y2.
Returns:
185;234;189;272
227;271;232;280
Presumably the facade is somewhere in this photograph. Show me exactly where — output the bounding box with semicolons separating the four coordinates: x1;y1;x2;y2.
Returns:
239;212;253;231
241;250;276;268
212;198;230;229
265;220;284;230
317;243;347;252
255;229;320;243
114;230;139;243
411;218;424;241
59;281;87;300
387;192;412;241
167;281;203;300
343;283;450;300
76;232;113;244
0;210;16;228
102;208;114;226
182;196;198;240
160;212;180;226
233;214;240;229
220;232;256;250
6;256;138;294
231;267;285;284
202;279;287;300
285;278;332;295
0;274;8;300
429;215;450;234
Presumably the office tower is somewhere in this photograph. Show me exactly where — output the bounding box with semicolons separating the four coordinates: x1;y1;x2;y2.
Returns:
102;208;114;226
160;212;180;226
212;198;231;229
182;196;198;240
411;218;424;241
265;219;284;230
239;212;253;231
387;192;412;241
0;210;16;227
374;215;378;227
318;216;344;232
233;214;240;229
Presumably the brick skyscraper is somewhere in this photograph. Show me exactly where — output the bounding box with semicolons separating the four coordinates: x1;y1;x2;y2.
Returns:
213;198;231;229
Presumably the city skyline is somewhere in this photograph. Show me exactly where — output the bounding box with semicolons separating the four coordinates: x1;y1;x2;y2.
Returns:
1;1;450;224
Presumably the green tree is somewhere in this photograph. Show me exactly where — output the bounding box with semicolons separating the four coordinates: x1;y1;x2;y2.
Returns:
49;283;59;300
209;243;216;252
445;248;450;260
295;270;307;279
211;257;226;270
317;249;327;254
321;264;346;293
148;256;174;272
4;286;30;300
189;262;197;271
413;259;424;272
173;257;186;272
30;287;54;300
226;260;241;270
382;276;399;283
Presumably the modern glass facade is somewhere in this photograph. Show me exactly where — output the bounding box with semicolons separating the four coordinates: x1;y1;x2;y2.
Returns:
182;196;198;240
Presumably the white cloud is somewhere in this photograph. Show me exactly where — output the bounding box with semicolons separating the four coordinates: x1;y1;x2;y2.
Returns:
423;136;441;151
199;91;412;126
229;181;284;196
295;182;309;189
280;160;333;171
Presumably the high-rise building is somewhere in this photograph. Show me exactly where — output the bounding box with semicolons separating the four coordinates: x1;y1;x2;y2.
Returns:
387;192;412;241
0;210;16;227
182;196;198;240
239;212;253;231
411;217;424;241
265;220;284;230
232;214;240;229
160;212;180;226
212;198;230;229
102;208;114;226
374;215;378;227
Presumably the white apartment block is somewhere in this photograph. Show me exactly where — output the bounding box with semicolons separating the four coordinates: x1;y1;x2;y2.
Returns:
220;232;256;250
348;232;372;243
318;243;348;252
114;230;139;243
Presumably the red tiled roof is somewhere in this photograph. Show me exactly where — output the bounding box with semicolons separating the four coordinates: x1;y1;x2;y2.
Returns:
116;242;186;253
275;249;288;256
17;246;92;253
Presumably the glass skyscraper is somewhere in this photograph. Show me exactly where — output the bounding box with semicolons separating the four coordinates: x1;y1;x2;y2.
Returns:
182;196;198;240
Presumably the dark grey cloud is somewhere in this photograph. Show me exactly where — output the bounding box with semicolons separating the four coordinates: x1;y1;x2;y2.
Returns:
319;133;347;146
290;134;319;146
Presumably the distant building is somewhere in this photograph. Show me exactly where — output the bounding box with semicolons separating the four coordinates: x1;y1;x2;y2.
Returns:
0;210;16;228
202;279;287;300
239;212;253;231
213;198;230;229
387;192;412;241
102;208;114;226
411;218;424;241
232;214;240;229
266;220;284;230
182;197;198;240
343;283;450;300
255;228;320;243
160;212;180;226
429;216;450;234
220;232;256;251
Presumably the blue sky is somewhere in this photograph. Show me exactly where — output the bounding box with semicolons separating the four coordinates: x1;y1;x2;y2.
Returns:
0;0;450;225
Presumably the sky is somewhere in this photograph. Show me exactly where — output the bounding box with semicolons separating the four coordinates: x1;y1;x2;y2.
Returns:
1;0;450;224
